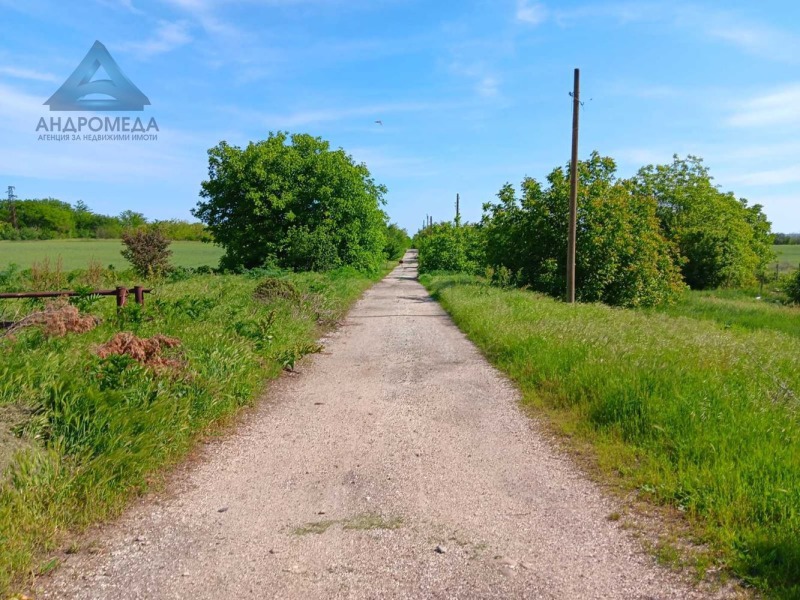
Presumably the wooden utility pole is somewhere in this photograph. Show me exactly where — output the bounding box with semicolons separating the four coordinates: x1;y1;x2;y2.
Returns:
566;68;580;304
455;193;460;226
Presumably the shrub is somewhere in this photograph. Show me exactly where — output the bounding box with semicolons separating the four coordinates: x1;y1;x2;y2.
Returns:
783;269;800;304
416;222;484;274
121;227;173;278
634;155;774;289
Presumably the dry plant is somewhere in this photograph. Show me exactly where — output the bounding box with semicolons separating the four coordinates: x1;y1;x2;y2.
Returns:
96;332;182;370
30;257;65;291
1;299;99;340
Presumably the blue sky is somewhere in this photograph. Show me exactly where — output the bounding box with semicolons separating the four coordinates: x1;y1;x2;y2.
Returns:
1;0;799;234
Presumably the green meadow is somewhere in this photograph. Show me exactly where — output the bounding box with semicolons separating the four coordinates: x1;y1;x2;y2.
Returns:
0;239;224;271
773;245;800;274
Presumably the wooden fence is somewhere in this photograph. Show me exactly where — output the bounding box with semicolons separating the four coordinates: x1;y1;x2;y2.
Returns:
0;286;151;328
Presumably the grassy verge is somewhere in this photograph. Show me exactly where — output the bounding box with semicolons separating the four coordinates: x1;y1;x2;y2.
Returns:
0;265;387;595
648;289;800;339
421;273;800;599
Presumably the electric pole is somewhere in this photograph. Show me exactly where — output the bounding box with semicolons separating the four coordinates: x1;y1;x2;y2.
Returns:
6;186;18;230
455;193;460;226
566;68;580;304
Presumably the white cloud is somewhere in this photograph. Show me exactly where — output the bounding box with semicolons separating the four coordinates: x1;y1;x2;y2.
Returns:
516;0;547;25
726;166;800;187
118;21;193;57
704;20;800;64
553;3;800;63
0;66;59;83
449;61;502;99
727;84;800;128
477;75;500;98
96;0;144;14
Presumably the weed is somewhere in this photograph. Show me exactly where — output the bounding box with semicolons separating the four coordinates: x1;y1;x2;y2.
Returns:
253;277;301;304
342;514;403;531
292;520;338;536
273;342;323;371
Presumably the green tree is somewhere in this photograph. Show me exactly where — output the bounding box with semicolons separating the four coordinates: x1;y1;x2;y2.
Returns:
634;155;774;289
416;221;485;274
193;132;388;272
383;223;412;260
482;152;685;307
119;210;147;230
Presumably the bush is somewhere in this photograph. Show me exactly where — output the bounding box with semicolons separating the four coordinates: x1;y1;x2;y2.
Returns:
482;153;686;307
634;155;774;289
193;132;388;273
783;269;800;304
383;223;412;260
416;222;484;274
121;228;173;278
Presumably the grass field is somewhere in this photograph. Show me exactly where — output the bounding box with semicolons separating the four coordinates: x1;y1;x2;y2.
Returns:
0;239;225;271
772;245;800;274
421;273;800;599
0;266;388;595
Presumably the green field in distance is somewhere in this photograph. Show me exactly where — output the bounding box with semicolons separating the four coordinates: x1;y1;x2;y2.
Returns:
0;239;224;271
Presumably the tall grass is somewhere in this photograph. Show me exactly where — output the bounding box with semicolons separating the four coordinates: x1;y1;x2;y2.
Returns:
0;267;384;594
421;274;800;599
650;289;800;338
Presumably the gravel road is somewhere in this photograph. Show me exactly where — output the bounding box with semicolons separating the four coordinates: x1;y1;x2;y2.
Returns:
39;251;714;599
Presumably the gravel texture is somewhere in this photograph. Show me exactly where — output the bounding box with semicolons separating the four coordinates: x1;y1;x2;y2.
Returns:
38;251;717;599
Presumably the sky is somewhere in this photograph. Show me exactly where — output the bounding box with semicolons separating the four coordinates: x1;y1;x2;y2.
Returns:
1;0;799;234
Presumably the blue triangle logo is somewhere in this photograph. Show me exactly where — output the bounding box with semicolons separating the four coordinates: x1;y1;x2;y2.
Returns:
45;41;150;112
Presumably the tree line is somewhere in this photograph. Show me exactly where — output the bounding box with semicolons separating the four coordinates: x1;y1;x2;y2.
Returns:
774;233;800;245
415;153;778;307
0;198;209;241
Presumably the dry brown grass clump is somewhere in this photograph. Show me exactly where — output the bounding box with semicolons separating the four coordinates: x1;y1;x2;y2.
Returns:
96;332;182;369
1;300;99;340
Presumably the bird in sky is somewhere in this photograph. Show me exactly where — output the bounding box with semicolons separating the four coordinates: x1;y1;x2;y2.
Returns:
374;120;383;126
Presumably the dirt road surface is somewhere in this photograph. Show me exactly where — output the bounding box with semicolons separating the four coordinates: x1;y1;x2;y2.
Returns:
39;251;711;599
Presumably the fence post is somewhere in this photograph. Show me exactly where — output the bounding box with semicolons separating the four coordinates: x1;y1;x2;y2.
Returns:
116;286;128;309
133;286;145;306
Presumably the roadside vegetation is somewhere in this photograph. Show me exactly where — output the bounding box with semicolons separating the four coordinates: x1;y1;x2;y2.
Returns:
421;273;800;598
0;263;385;594
0;132;410;595
415;152;799;597
416;153;779;308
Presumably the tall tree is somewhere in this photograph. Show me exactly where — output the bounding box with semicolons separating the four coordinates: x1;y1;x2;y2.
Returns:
193;132;388;272
634;155;774;289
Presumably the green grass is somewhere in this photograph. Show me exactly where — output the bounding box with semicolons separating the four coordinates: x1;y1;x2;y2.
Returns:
0;239;225;271
0;265;387;595
648;288;800;338
772;245;800;275
421;273;800;599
